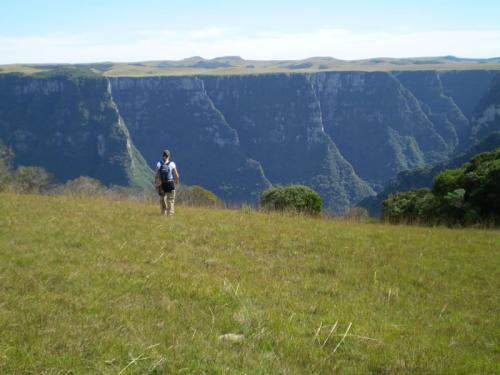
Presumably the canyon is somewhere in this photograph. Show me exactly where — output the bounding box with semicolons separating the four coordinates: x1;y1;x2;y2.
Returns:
1;65;499;213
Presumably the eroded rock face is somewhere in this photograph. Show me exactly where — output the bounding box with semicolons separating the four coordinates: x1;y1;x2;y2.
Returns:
311;72;460;189
109;74;373;211
200;74;373;211
109;76;272;203
0;70;498;213
109;71;498;212
0;74;151;188
469;75;500;143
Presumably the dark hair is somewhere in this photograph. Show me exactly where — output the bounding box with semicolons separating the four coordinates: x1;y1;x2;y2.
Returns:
162;149;170;158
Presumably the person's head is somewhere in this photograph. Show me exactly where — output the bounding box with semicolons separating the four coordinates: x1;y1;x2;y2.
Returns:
162;149;170;161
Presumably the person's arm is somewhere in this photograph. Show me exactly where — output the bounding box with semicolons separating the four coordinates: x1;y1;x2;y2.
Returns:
154;163;161;187
173;166;180;185
154;170;161;187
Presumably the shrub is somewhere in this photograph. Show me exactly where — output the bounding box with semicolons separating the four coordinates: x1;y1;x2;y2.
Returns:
0;163;11;191
462;150;500;220
343;207;369;222
382;188;436;224
1;145;54;194
176;185;222;207
52;177;157;203
260;185;322;215
240;204;255;214
53;176;107;197
382;148;500;226
0;144;14;191
14;166;53;194
432;168;464;196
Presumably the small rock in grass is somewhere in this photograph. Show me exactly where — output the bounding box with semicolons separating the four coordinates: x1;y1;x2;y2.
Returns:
218;333;245;343
204;258;218;267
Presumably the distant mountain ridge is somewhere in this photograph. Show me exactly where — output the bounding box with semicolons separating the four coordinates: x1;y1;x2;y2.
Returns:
1;56;500;77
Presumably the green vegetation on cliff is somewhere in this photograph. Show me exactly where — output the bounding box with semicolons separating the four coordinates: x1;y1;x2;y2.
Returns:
0;193;498;373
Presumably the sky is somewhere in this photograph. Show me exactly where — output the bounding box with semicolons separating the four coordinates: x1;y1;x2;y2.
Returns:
1;0;499;64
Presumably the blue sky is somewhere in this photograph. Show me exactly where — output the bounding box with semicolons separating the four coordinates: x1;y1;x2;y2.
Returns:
1;0;499;63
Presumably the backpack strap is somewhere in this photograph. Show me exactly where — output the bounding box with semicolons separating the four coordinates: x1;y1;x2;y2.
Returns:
159;160;173;181
159;160;171;170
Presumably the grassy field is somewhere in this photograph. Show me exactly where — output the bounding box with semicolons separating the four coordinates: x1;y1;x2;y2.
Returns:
0;65;49;75
0;193;499;374
100;60;500;77
2;56;500;77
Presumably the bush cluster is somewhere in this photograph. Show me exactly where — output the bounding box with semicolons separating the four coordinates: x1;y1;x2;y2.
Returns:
0;143;221;206
382;148;500;226
260;185;322;215
1;144;54;194
175;185;222;207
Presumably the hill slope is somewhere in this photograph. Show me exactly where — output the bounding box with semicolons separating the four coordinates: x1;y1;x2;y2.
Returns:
0;193;498;373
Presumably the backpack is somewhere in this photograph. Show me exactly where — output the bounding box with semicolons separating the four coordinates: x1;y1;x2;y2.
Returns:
159;161;173;182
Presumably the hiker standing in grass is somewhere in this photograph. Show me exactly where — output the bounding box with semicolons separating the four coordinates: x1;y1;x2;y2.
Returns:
155;149;180;216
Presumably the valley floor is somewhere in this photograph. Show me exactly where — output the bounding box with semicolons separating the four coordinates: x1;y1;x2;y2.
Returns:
0;193;498;373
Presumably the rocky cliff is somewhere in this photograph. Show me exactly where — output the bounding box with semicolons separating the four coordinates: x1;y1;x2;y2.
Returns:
110;74;373;210
0;69;498;213
109;76;272;203
0;72;152;189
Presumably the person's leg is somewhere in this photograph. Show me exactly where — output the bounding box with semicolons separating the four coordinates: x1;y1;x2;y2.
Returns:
160;195;167;215
166;190;176;216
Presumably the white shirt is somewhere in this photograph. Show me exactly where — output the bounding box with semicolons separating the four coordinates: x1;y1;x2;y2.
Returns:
156;161;176;170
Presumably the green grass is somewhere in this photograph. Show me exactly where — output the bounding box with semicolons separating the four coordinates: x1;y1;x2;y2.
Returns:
0;65;48;75
0;193;499;374
2;57;500;77
100;62;500;77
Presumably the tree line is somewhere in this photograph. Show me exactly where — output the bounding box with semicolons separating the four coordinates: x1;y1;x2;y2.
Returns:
1;143;327;214
6;139;497;226
382;148;500;226
0;143;221;207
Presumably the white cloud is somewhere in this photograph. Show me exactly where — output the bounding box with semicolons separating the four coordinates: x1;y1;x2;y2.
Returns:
1;28;499;64
186;27;232;40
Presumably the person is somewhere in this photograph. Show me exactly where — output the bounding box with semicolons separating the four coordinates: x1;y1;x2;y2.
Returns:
155;149;180;216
